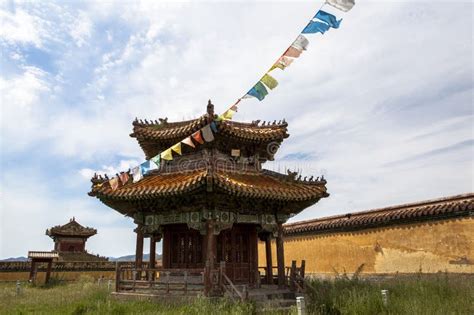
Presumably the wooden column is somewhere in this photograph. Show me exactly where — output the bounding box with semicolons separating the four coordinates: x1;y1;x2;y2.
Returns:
162;228;170;268
29;260;36;283
205;220;217;269
204;220;216;296
265;234;273;285
135;225;143;279
45;260;52;284
149;235;156;269
276;223;285;288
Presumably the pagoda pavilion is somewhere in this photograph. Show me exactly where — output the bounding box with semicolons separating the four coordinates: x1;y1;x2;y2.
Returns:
46;218;107;261
89;102;328;295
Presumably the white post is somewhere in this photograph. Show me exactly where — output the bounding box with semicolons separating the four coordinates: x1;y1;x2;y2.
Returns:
107;280;112;291
381;289;389;306
296;296;306;315
16;280;21;296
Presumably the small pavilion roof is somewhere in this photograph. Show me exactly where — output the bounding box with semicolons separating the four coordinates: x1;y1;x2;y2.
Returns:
46;218;97;238
89;169;327;203
284;193;474;236
28;251;59;259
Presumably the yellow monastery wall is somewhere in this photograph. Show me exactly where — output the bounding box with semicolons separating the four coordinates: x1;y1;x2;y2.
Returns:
258;217;473;276
0;271;115;282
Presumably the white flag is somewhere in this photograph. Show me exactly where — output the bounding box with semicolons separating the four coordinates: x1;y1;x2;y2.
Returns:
292;35;309;51
326;0;355;12
131;166;143;183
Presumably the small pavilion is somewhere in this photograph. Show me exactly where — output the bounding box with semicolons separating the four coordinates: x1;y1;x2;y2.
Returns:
89;102;328;296
46;218;108;261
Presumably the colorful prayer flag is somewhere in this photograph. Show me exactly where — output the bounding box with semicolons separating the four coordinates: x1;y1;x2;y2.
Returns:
141;160;157;174
109;177;119;190
246;82;268;101
291;35;309;51
270;56;294;71
181;136;195;148
161;148;173;160
201;124;215;142
131;166;143;183
151;155;161;167
210;121;218;133
192;130;204;144
284;46;302;58
119;172;129;185
326;0;355;12
222;109;236;120
302;21;330;34
315;10;342;28
171;143;182;155
261;73;278;90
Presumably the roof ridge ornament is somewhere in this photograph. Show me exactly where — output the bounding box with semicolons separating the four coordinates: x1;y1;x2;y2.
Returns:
207;100;214;117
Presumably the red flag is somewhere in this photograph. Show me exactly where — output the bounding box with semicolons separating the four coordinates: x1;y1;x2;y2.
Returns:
284;46;302;58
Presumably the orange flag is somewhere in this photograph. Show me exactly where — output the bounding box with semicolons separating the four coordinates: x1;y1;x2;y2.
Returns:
192;130;204;144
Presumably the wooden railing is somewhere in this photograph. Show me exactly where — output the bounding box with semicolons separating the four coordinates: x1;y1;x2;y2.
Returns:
219;262;248;302
115;263;205;295
258;260;306;291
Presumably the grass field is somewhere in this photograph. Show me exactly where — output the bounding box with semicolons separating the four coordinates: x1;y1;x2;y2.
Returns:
0;274;472;314
305;273;474;315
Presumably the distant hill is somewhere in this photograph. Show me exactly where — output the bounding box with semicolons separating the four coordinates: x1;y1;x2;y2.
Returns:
1;256;28;262
108;254;162;262
1;254;162;262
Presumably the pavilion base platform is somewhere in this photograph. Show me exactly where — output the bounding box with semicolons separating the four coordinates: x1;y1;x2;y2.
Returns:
112;261;306;307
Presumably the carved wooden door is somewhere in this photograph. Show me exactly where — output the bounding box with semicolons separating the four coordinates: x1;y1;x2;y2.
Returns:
217;224;257;284
169;226;203;269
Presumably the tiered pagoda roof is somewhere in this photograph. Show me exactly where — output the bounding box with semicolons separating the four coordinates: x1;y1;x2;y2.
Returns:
89;103;329;221
90;169;327;204
46;218;97;239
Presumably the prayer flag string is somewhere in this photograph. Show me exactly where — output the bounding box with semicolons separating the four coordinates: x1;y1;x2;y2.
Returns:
96;0;356;189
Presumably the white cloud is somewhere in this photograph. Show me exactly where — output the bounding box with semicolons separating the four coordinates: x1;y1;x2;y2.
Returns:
0;66;51;151
0;9;44;47
69;11;92;47
0;1;472;258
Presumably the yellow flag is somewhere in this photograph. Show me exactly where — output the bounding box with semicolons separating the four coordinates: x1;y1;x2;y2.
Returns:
171;142;182;155
161;148;173;160
222;109;235;120
261;73;278;90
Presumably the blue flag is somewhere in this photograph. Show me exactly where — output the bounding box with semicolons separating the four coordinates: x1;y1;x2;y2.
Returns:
210;121;218;133
302;21;330;34
315;10;342;29
247;82;268;101
140;160;157;174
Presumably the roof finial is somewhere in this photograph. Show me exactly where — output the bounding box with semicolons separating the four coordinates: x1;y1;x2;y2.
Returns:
207;100;214;117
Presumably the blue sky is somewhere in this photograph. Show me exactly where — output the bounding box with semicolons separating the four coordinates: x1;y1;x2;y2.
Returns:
1;0;472;258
